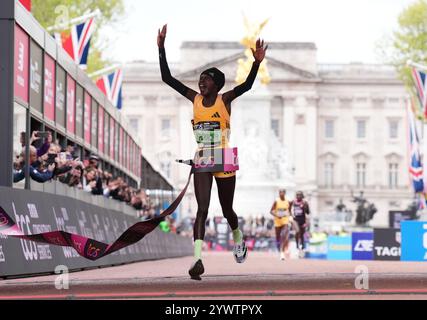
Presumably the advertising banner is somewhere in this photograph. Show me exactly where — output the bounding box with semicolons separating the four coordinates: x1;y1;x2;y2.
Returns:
352;232;374;261
14;25;29;104
135;144;138;175
327;236;352;260
401;221;427;262
43;54;55;122
84;92;91;144
29;40;43;113
373;228;401;261
126;135;132;170
75;85;84;139
120;127;124;166
110;117;115;159
98;107;104;154
103;112;109;156
123;133;127;170
0;187;192;278
132;139;135;173
115;122;120;162
91;100;98;148
138;147;141;177
306;235;328;260
66;75;76;134
55;66;66;127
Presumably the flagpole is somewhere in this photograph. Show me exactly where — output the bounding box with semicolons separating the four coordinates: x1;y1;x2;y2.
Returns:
88;64;121;79
47;9;101;32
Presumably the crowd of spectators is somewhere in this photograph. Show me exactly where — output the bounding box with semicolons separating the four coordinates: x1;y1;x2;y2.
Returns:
173;215;280;251
13;131;158;217
175;215;277;240
241;215;275;239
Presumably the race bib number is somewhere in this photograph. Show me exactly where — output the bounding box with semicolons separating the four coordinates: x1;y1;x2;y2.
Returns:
293;204;304;217
193;121;222;147
277;209;289;218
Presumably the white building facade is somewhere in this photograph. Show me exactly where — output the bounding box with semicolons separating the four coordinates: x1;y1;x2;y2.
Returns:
122;41;413;227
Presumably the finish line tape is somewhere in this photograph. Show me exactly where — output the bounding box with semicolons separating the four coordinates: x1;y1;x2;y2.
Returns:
0;169;194;261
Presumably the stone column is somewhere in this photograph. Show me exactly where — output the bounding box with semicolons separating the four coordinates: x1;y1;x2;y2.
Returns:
283;94;297;176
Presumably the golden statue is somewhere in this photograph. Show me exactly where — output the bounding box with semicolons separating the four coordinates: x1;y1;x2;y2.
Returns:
236;16;271;85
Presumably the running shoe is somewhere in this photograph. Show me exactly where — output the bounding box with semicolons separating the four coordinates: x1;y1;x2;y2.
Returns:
299;249;305;258
233;241;248;264
280;252;286;261
188;259;204;281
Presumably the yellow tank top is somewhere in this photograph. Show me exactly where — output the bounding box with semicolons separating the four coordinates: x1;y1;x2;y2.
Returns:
192;94;230;149
274;198;290;227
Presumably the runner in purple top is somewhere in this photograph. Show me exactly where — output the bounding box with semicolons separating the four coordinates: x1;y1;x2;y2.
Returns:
290;191;310;258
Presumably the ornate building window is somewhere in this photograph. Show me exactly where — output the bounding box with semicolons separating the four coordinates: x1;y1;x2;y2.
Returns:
356;163;367;187
324;162;334;188
389;120;399;139
320;152;338;188
356;120;366;139
325;119;335;139
385;153;402;189
389;163;399;189
161;118;171;139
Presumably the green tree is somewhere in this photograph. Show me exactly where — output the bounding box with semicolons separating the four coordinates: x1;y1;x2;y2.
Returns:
381;0;427;90
32;0;125;74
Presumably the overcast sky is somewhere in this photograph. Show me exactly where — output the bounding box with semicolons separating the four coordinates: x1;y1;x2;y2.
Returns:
100;0;415;64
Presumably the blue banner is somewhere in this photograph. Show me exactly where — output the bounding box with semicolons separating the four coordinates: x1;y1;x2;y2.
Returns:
327;236;352;260
401;221;427;262
352;232;374;261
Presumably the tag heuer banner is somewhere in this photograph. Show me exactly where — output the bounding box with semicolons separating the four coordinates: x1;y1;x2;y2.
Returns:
373;228;401;261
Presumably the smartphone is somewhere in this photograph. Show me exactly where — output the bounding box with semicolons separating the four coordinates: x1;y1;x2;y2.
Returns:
47;153;57;164
36;131;50;139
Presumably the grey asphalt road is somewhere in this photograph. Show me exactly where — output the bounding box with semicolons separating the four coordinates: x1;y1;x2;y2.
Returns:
1;252;426;300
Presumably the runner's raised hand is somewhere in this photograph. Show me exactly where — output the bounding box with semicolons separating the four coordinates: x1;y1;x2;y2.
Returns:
157;24;167;48
251;38;268;64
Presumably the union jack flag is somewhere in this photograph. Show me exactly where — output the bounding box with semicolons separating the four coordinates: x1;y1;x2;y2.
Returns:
19;0;31;11
411;67;427;119
96;69;123;110
55;18;96;70
408;101;424;193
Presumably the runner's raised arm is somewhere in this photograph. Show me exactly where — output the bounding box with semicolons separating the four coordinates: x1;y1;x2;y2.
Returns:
158;24;197;102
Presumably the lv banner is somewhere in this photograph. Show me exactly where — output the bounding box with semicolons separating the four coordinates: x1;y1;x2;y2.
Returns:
0;178;193;277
